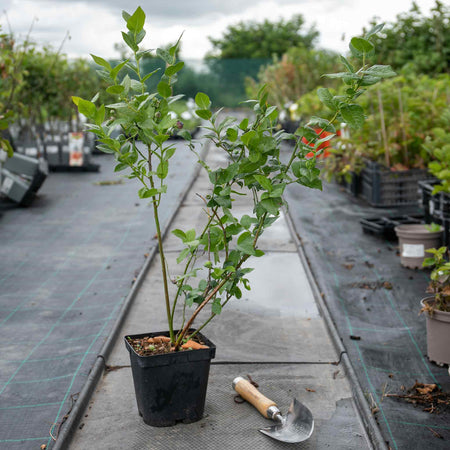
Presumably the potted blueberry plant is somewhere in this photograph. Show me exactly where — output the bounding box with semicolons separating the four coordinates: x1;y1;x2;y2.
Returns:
73;7;395;427
421;246;450;366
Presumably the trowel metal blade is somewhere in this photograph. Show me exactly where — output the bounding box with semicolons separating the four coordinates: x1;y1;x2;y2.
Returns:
259;399;314;443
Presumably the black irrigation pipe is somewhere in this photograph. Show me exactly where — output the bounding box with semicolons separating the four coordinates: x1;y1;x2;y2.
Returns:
53;140;210;450
284;206;388;450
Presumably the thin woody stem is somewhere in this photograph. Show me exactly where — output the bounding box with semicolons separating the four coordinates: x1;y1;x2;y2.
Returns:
148;145;174;342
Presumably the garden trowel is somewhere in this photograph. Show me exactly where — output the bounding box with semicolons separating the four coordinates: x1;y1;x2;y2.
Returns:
232;376;314;444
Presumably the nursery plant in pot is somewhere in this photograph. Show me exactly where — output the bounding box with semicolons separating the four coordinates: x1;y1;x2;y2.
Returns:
421;246;450;366
394;223;443;269
73;7;395;427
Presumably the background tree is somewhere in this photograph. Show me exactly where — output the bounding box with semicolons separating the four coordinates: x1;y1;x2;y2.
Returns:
367;0;449;74
208;15;318;59
205;15;318;106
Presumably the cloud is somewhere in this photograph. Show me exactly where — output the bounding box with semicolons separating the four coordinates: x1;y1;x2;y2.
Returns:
0;0;438;60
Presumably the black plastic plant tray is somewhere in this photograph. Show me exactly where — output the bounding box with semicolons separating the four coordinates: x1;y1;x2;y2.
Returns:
360;214;424;240
49;163;100;172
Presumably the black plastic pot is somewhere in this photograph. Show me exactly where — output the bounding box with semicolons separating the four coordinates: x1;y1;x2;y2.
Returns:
124;329;216;427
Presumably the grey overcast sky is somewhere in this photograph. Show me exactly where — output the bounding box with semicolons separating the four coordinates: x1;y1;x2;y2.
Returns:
0;0;440;60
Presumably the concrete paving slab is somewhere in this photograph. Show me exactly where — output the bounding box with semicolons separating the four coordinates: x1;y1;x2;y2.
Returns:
71;364;368;450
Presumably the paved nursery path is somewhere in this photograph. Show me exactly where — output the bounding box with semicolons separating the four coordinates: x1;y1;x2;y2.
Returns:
0;142;198;450
285;175;450;449
68;146;372;449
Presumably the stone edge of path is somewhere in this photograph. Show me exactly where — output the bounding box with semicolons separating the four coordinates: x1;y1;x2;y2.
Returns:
53;140;209;450
284;206;388;450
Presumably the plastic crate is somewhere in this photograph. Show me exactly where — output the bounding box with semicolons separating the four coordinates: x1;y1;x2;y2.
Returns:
338;172;361;197
360;161;431;208
0;169;35;206
360;214;424;240
419;180;450;220
418;180;440;222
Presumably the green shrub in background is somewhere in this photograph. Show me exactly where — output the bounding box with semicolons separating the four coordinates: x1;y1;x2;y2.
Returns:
367;0;449;75
245;46;340;116
293;73;450;182
423;108;450;194
349;74;450;169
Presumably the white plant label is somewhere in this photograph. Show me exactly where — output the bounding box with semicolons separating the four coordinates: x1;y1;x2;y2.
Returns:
402;244;425;258
69;132;84;166
1;176;13;195
429;200;434;215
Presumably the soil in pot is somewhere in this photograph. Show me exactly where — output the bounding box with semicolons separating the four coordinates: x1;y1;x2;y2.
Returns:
421;297;450;366
124;330;216;427
395;224;442;269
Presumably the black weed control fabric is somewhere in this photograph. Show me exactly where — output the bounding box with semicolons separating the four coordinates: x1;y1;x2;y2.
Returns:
286;178;450;450
0;144;198;450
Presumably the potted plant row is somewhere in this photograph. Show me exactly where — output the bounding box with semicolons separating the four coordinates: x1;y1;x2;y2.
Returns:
73;7;395;427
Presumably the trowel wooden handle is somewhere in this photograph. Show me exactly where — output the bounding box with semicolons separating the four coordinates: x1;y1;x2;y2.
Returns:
233;377;278;419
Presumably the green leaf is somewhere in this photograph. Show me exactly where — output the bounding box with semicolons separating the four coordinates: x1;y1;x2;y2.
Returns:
239;118;249;131
317;88;337;112
122;31;138;52
95;105;105;126
0;138;13;157
236;231;257;256
240;215;256;229
340;55;354;73
185;229;196;242
138;187;158;198
76;98;96;119
172;229;186;240
135;30;146;45
106;85;125;95
142;68;161;82
157;81;172;98
212;299;222;315
176;247;190;264
165;61;184;77
365;23;384;38
195;92;211;110
340;104;365;129
362;65;396;79
241;130;257;147
156;47;172;64
260;198;281;215
114;163;128;172
126;6;145;33
156;160;169;179
195;109;212;120
254;174;272;191
90;54;111;70
226;128;238;142
349;37;374;58
110;60;129;81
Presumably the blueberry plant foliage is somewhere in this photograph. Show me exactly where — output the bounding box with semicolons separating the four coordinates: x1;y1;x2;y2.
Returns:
73;7;395;350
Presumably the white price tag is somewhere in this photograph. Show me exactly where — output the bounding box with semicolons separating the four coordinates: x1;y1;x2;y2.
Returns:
25;147;38;156
46;145;59;154
402;244;424;258
1;176;13;195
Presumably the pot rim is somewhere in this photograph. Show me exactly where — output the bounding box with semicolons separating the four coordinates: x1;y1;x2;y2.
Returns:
124;329;216;358
421;296;450;319
395;224;442;238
